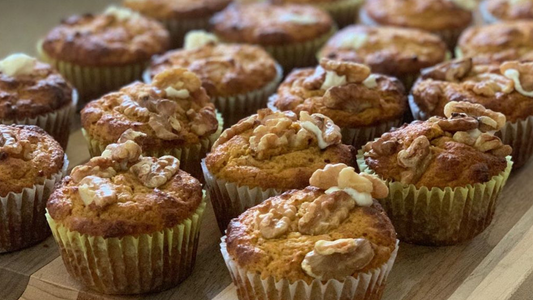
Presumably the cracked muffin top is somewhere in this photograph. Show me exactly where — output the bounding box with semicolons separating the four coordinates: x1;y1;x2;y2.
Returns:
205;108;356;190
0;124;65;197
364;0;474;31
484;0;533;21
457;21;533;65
412;59;533;122
225;163;396;283
210;3;334;45
362;101;511;188
41;6;170;67
123;0;231;19
47;139;202;237
149;31;279;97
318;25;448;77
0;54;74;120
271;59;406;128
81;68;218;149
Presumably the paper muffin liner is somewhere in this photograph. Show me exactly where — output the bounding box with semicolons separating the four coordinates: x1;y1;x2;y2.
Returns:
144;64;283;128
201;160;284;233
46;194;207;295
161;16;211;48
316;0;364;28
220;236;399;300
82;113;223;181
479;1;499;24
357;150;512;246
0;155;68;253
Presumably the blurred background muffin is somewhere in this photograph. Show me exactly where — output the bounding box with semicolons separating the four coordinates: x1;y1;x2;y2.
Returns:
481;0;533;24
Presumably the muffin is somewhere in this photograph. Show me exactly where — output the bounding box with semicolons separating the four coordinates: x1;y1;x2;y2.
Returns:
123;0;231;48
456;21;533;65
146;31;282;127
318;25;449;89
360;0;474;49
46;139;206;294
271;0;364;28
481;0;533;24
210;3;336;71
0;54;76;149
221;163;398;300
39;6;170;102
81;67;222;181
203;108;356;232
411;59;533;168
358;101;513;245
270;58;406;149
0;124;67;253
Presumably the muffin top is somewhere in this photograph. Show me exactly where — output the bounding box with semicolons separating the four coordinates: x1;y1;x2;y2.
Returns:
0;54;74;120
47;139;202;237
149;31;279;97
318;25;448;77
81;68;219;149
226;163;396;283
123;0;232;19
210;3;334;45
42;6;170;67
272;59;406;128
205;108;356;190
457;21;533;65
0;124;65;197
363;101;511;188
364;0;474;31
485;0;533;21
412;59;533;122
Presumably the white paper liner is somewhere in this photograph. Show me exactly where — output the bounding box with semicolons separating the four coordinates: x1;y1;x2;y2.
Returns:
220;237;399;300
0;155;69;253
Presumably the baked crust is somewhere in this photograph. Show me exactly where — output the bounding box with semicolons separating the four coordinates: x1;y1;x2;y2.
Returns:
0;61;73;119
364;0;473;31
458;21;533;65
319;25;448;77
42;12;170;67
0;124;65;197
210;3;334;45
486;0;533;21
149;43;278;97
123;0;231;19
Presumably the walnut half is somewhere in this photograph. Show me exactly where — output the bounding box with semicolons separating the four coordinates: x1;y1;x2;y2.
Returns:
78;176;118;208
130;156;180;188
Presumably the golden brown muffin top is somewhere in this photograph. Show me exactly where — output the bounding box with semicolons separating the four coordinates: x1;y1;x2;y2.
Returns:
206;108;356;190
319;25;448;77
149;32;279;97
211;3;334;45
272;59;406;128
0;54;73;120
42;7;170;67
0;125;65;197
364;0;474;31
226;164;396;283
123;0;231;19
47;139;202;238
486;0;533;21
363;101;511;188
81;68;218;149
413;59;533;122
458;21;533;65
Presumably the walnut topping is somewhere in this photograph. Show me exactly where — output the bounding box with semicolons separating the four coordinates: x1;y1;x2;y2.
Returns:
421;58;473;82
301;238;375;281
130;156;180;188
255;202;298;239
299;111;341;149
0;128;32;160
501;61;533;97
443;101;506;132
0;53;37;77
78;176;118;208
298;191;356;235
320;58;371;84
184;30;218;50
117;129;147;143
397;136;432;184
463;74;514;97
153;68;202;96
70;164;117;184
101;140;142;166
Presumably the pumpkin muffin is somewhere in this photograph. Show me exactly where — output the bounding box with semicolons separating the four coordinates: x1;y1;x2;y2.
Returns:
360;0;474;48
0;54;76;149
0;124;67;253
81;67;222;181
146;31;282;127
39;6;170;102
123;0;231;48
358;101;513;245
221;163;398;300
318;25;448;89
211;3;336;71
47;139;206;294
270;58;406;149
271;0;364;28
481;0;533;24
203;108;356;232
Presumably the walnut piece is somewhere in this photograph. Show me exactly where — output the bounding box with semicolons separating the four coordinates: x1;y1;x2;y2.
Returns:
397;136;432;184
117;129;147;143
101;140;142;166
320;58;371;83
429;113;479;132
130;155;180;188
78;176;118;208
463;73;514;97
443;101;506;131
152;68;202;96
70;164;117;183
421;58;473;82
255;202;298;239
299;111;341;149
298;192;356;235
302;67;326;90
501;61;533;95
0;128;32;160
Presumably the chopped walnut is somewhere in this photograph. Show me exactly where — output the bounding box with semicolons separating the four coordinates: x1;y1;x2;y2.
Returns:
213;114;257;148
463;73;514;97
302;67;326;90
152;68;202;95
473;133;512;157
319;58;371;83
78;176;118;208
118;97;151;118
298;192;355;235
421;58;473;82
366;133;399;157
130;155;180;188
397;136;432;184
443;102;506;131
189;108;219;137
148;115;180;140
429;113;479;132
322;84;378;113
309;163;347;190
299;111;341;149
255;202;298;239
117;129;147;143
0;129;32;160
101;140;142;166
501;61;533;94
70;164;117;183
